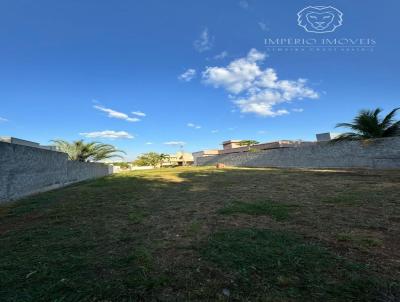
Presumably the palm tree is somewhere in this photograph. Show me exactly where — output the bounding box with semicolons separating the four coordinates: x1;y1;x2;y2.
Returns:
333;107;400;141
52;139;126;162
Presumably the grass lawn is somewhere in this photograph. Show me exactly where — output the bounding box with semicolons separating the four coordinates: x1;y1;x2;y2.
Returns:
1;167;400;301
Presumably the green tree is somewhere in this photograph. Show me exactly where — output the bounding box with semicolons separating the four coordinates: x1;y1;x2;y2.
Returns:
238;140;260;151
333;107;400;141
238;140;260;147
51;140;125;162
159;153;170;168
133;152;165;168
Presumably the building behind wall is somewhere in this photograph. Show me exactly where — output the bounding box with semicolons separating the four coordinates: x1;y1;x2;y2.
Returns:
222;140;243;150
218;140;314;155
192;149;219;165
163;151;194;166
0;137;58;151
193;139;316;161
316;132;340;142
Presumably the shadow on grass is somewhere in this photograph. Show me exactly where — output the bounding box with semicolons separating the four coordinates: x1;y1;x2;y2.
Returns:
218;200;295;221
201;228;389;301
0;167;399;301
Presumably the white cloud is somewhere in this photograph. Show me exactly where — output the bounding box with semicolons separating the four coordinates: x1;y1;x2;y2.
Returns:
94;105;140;122
193;28;213;53
187;122;201;129
202;48;318;117
80;130;134;139
258;21;269;32
238;0;249;9
257;130;267;134
178;69;197;82
203;49;266;94
164;141;186;146
0;117;8;122
292;108;304;112
214;51;228;60
145;142;153;145
211;129;219;133
132;111;146;117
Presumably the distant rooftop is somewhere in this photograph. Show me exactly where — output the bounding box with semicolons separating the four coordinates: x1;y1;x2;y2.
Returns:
0;137;40;148
0;137;58;151
316;132;340;142
222;140;242;145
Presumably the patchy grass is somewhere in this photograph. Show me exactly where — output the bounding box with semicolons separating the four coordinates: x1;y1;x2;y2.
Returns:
322;192;363;205
187;220;202;236
128;209;148;224
1;166;400;301
121;247;170;293
337;232;384;249
218;200;293;221
201;228;384;301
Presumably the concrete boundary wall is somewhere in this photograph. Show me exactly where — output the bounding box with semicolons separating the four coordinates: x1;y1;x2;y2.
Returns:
196;137;400;169
0;141;112;203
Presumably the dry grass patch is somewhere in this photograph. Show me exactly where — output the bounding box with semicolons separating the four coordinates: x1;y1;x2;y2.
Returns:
336;231;384;249
1;166;399;301
218;200;295;221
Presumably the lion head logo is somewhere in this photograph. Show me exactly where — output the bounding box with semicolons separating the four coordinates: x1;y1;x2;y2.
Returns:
297;6;343;33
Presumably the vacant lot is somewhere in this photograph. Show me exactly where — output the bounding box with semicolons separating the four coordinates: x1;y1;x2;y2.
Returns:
1;167;400;301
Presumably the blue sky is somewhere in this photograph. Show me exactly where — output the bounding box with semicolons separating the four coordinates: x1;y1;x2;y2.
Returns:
0;0;399;160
